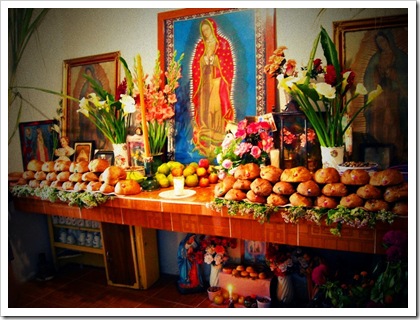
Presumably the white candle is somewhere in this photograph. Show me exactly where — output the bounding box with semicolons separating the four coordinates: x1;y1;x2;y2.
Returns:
270;149;280;168
173;176;185;196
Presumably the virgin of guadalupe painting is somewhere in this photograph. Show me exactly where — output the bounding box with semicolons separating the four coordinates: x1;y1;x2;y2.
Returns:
159;9;275;164
336;16;408;165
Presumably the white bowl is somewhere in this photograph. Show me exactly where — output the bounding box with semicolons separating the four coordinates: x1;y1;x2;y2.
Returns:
256;296;271;308
337;162;378;175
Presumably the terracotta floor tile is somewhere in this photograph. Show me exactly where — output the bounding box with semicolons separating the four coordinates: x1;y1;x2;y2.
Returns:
11;264;213;309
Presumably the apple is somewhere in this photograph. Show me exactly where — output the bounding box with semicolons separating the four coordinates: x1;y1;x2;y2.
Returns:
208;173;219;184
199;177;210;188
196;167;207;177
198;158;210;169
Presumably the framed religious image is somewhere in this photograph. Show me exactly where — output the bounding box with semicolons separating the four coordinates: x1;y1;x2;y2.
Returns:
158;8;276;164
19;120;59;170
360;143;394;170
73;141;95;162
94;150;114;165
62;51;120;151
333;15;408;166
243;240;266;264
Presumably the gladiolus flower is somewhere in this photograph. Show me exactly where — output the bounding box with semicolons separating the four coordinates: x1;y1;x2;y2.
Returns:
341;70;355;93
324;65;337;85
285;59;297;76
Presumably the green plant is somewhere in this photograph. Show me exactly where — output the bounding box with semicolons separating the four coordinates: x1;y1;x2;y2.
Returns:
8;9;50;144
270;26;383;147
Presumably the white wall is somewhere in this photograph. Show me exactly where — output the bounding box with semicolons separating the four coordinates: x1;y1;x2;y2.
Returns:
6;7;409;279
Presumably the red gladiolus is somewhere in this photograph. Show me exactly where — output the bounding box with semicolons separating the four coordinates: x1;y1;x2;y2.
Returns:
116;78;127;100
324;65;337;86
341;69;355;93
313;58;323;74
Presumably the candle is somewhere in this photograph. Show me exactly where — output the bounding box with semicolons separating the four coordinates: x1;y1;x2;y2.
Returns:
173;176;185;196
270;149;280;168
136;54;151;157
227;284;233;299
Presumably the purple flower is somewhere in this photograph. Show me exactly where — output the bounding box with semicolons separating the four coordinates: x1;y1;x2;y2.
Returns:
385;245;403;262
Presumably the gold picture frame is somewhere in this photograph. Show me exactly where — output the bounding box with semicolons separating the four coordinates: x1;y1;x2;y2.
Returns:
62;52;120;151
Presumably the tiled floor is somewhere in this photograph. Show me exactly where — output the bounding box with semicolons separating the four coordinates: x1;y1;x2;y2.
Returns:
10;264;218;309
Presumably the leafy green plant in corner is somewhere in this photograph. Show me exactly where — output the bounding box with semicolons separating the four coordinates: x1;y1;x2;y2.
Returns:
9;8;50;144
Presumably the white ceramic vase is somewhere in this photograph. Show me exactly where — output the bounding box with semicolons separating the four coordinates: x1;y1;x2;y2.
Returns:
209;264;222;287
320;146;344;170
277;275;294;305
113;143;129;169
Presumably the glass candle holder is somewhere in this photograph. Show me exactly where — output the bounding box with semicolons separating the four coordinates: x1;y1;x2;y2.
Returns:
173;176;185;196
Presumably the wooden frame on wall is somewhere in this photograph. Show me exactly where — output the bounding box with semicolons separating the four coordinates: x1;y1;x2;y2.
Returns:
158;8;276;163
333;15;408;165
62;51;120;151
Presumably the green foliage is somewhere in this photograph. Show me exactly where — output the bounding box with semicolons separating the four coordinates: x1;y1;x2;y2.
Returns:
9;9;50;144
11;185;112;209
208;197;279;223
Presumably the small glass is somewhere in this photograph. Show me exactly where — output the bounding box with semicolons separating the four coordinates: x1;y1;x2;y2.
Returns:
173;176;185;196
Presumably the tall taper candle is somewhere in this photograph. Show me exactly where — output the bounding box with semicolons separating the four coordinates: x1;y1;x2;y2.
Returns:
136;54;151;157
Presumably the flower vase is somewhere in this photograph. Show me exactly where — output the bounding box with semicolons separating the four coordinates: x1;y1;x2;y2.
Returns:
112;143;129;169
209;264;222;287
152;152;164;174
140;156;160;191
321;146;344;170
276;275;294;305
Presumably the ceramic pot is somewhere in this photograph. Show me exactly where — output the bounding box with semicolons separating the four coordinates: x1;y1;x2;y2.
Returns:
320;146;344;170
207;286;221;302
112;143;129;169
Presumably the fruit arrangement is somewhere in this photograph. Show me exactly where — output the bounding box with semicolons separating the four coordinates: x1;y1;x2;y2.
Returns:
155;158;219;188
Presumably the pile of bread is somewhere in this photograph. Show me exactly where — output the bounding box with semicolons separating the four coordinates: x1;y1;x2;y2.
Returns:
222;265;267;280
214;163;408;215
17;158;141;195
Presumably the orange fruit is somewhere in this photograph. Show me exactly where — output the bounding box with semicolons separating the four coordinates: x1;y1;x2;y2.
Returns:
213;294;224;305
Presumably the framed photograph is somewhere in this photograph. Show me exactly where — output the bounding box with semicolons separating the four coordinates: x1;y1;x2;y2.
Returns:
62;51;120;151
360;143;394;170
158;8;276;163
94;150;114;165
334;15;408;165
73;141;95;162
19;120;59;170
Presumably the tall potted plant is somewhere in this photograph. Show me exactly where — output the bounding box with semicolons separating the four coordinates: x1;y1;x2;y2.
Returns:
269;27;383;169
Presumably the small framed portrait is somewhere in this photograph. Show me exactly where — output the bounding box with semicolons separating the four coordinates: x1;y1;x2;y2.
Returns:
18;119;59;170
94;150;114;166
73;141;95;162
